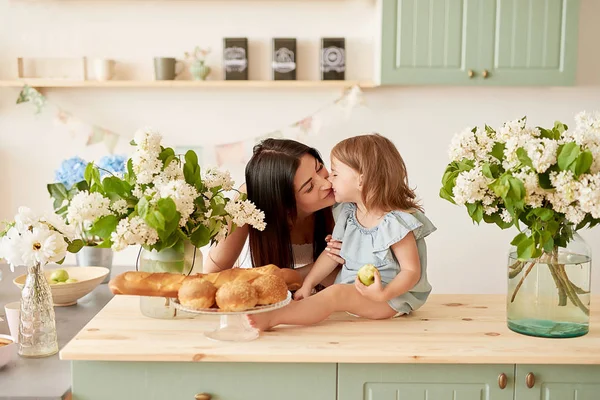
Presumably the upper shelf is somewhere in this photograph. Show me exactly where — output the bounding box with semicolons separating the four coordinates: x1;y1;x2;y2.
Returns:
0;79;377;89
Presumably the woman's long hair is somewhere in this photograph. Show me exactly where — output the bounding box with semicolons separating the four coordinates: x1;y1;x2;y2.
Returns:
246;139;334;269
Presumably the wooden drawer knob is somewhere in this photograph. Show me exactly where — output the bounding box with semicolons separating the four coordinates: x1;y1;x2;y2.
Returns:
195;393;212;400
526;372;535;388
468;69;475;78
482;69;490;78
498;373;507;389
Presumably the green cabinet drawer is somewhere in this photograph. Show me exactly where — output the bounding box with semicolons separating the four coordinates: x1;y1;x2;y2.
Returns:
515;365;600;400
72;361;337;400
338;364;514;400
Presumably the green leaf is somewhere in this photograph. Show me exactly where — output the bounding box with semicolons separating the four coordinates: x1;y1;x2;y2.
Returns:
574;150;593;177
439;187;456;204
159;147;176;165
516;148;534;169
84;163;94;185
481;164;494;179
146;210;166;231
103;176;130;199
517;237;537;260
89;215;119;238
130;139;137;146
137;197;149;218
539;127;560;140
554;121;568;135
185;150;198;166
532;208;554;221
466;203;483;223
67;239;85;253
508;177;525;201
510;232;528;246
47;183;69;210
484;125;495;134
156;197;178;221
490;175;510;199
541;230;555;253
190;225;211;248
538;172;553;189
557;143;580;171
490;142;505;161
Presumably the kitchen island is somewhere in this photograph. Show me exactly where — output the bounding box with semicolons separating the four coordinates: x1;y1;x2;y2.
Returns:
61;294;600;400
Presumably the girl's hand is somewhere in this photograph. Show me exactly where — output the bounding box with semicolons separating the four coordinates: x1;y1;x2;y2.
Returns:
354;272;386;302
293;284;313;301
325;235;345;265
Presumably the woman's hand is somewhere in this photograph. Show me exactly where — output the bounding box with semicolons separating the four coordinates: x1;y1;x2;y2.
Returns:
293;284;313;301
354;273;386;302
325;235;345;265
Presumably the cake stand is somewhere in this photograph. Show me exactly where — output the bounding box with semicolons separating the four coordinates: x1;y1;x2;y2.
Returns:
171;291;291;342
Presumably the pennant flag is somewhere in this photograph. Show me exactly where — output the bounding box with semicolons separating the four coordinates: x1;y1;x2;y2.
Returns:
87;126;106;146
215;141;246;167
16;85;46;114
104;131;119;153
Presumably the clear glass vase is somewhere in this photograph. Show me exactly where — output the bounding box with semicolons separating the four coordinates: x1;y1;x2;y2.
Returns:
137;241;203;319
18;263;59;357
507;231;592;338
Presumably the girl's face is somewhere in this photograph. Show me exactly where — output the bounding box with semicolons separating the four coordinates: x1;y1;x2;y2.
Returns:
294;154;336;216
328;156;362;204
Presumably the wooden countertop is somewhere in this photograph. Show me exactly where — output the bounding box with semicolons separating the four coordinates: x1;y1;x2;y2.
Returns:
60;294;600;364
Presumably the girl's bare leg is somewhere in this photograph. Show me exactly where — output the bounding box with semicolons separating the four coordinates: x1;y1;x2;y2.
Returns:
248;284;397;331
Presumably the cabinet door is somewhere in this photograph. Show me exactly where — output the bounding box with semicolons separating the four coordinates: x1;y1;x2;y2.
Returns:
72;361;336;400
338;364;514;400
516;365;600;400
480;0;580;85
380;0;491;85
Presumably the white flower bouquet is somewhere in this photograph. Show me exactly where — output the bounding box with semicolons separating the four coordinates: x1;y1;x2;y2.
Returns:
68;128;265;254
441;111;600;316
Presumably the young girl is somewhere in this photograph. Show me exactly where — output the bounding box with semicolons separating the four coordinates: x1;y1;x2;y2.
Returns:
248;134;436;330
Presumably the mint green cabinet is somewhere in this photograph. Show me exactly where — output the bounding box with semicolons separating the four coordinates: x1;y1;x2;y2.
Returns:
380;0;580;85
515;365;600;400
338;364;515;400
71;361;337;400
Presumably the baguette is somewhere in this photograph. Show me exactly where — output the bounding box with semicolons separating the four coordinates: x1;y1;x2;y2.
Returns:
109;264;303;298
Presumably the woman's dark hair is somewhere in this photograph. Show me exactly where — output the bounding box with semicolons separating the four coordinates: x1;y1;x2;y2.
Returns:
246;138;334;269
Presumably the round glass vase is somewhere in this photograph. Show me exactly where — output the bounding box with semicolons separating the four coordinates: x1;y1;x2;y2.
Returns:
507;231;592;338
137;241;203;319
18;263;59;357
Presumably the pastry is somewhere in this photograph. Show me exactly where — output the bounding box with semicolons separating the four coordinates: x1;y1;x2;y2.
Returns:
215;280;258;312
251;274;288;305
178;277;217;310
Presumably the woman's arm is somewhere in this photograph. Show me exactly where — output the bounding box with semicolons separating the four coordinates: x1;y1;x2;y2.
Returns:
203;184;249;273
382;232;421;301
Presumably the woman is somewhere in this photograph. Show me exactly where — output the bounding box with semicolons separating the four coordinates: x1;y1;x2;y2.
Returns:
204;139;343;283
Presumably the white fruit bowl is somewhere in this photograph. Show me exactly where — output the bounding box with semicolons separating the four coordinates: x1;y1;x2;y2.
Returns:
13;266;109;306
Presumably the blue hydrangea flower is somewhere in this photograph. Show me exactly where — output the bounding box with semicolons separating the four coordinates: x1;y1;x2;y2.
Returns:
98;154;127;178
54;156;87;189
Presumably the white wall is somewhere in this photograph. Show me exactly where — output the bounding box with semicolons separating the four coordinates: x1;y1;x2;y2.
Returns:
1;0;599;294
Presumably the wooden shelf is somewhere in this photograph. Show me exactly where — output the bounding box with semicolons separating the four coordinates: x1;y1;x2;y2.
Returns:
0;79;377;89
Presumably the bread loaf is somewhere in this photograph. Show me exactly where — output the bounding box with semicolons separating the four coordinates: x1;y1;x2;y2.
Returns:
109;264;302;299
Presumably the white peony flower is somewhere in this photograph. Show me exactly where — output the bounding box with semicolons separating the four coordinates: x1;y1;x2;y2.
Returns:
41;212;77;242
0;227;24;271
66;191;112;225
14;206;40;234
18;225;68;268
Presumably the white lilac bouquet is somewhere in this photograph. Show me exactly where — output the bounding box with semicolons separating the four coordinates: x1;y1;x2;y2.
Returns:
0;207;84;271
48;155;127;246
441;111;600;313
64;128;265;253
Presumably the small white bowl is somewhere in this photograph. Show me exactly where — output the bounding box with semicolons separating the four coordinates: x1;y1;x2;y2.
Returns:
0;334;17;369
13;266;109;306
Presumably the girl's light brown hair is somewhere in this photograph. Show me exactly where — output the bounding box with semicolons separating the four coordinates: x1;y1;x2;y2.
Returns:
331;133;422;212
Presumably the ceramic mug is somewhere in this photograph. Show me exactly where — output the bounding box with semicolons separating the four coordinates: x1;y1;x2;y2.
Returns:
154;57;184;80
92;59;116;81
4;301;20;343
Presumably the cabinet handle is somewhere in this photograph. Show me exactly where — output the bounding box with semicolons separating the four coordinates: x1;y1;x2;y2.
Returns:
526;372;535;388
482;69;489;79
468;69;475;78
195;394;212;400
498;373;507;389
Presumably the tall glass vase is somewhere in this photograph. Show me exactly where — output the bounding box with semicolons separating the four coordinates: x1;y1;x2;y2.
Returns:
137;241;203;319
507;231;592;338
18;263;59;357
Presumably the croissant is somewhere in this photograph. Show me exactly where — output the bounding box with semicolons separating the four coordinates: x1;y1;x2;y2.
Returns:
109;264;302;299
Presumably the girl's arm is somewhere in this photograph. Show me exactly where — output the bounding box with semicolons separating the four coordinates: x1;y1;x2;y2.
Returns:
301;250;340;290
382;232;421;301
204;184;249;273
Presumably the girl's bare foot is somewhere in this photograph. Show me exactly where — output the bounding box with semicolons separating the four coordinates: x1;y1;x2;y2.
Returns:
247;313;277;331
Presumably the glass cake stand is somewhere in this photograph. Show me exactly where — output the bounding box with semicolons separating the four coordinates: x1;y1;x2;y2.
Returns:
172;291;291;342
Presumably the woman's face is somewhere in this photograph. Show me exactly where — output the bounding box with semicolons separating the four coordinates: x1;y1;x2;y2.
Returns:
293;154;336;216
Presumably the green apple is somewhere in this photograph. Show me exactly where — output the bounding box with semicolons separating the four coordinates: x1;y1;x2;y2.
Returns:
65;278;78;284
50;269;69;283
357;264;379;286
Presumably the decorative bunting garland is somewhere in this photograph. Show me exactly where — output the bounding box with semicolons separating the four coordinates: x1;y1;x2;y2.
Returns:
15;84;366;165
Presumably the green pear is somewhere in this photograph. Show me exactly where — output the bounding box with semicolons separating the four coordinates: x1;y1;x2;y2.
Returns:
357;264;379;286
50;269;69;283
